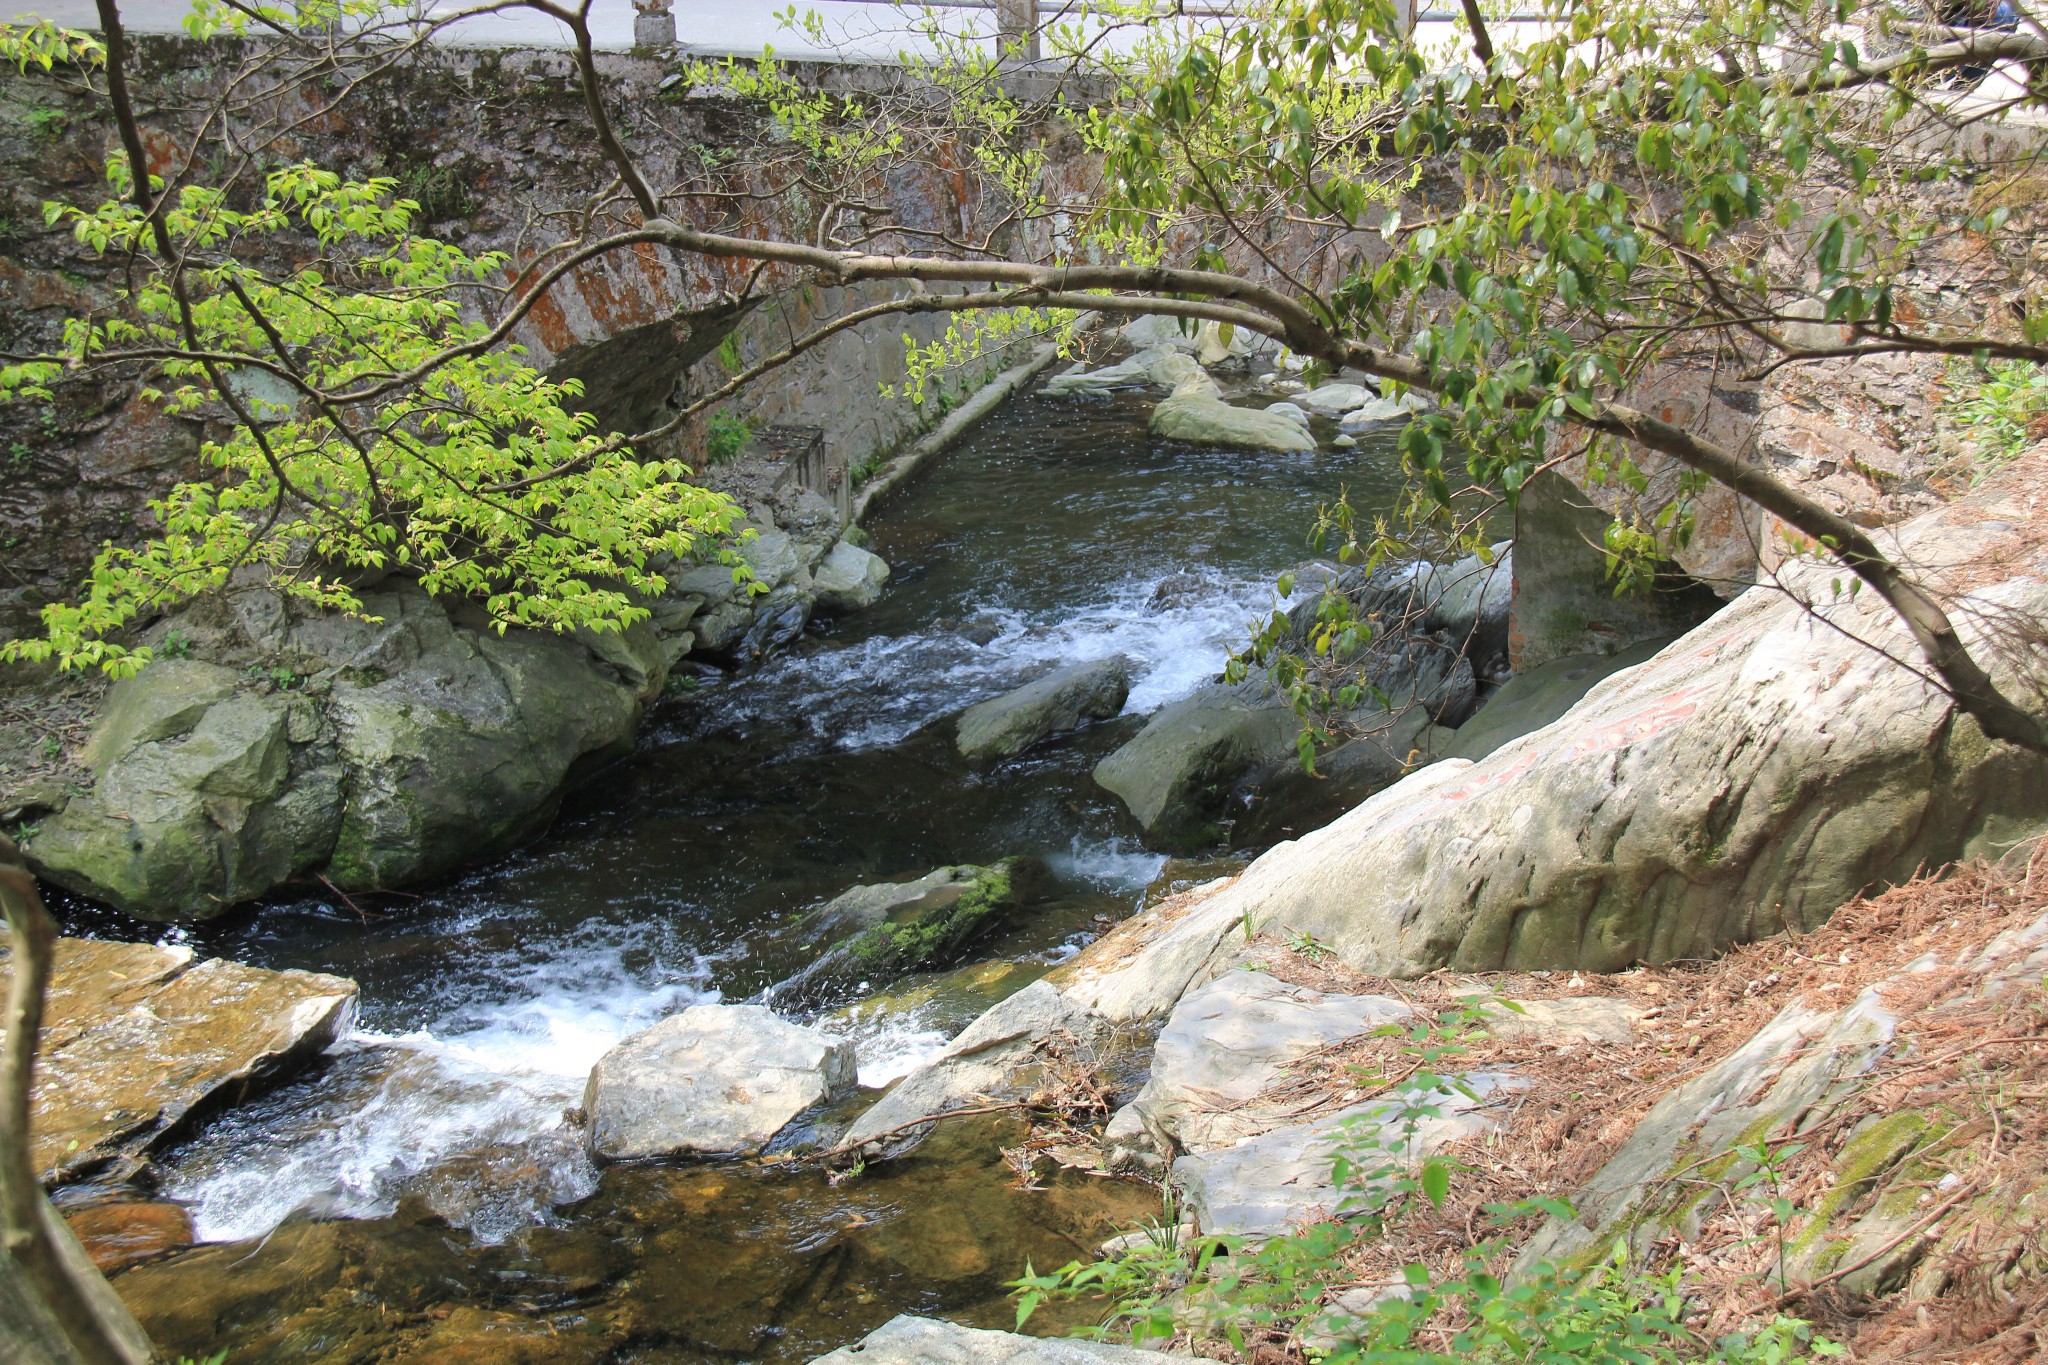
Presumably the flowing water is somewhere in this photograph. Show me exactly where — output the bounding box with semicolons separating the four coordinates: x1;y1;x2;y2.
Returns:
71;383;1407;1363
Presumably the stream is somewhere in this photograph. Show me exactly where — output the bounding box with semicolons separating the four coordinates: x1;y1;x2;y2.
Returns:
71;382;1408;1363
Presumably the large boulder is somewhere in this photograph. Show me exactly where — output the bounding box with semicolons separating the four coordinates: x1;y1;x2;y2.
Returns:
1233;706;1453;847
25;582;666;918
1509;469;1722;670
2;936;356;1186
1443;637;1670;763
811;539;891;614
955;656;1132;760
1103;970;1412;1172
841;980;1109;1157
582;1004;855;1161
1058;463;2048;998
1092;681;1300;850
811;1315;1180;1365
1150;391;1318;452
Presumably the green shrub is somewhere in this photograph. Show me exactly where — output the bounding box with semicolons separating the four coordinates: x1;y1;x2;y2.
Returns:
1952;359;2048;476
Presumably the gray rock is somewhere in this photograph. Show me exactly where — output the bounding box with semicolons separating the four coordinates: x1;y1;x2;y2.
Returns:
740;528;806;591
1362;633;1477;726
1104;970;1412;1171
1172;1071;1527;1237
691;598;754;653
81;659;239;772
1299;382;1372;415
1262;400;1311;427
1461;993;1646;1047
812;539;891;614
583;1003;855;1161
1509;470;1721;670
1150;392;1318;452
779;860;1048;1006
1516;989;1896;1271
732;583;815;662
1071;468;2048;990
1043;345;1207;396
1092;681;1300;851
956;656;1132;760
1337;394;1429;430
841;980;1107;1156
30;582;667;918
1234;707;1452;847
1443;638;1671;763
810;1315;1179;1365
663;558;749;607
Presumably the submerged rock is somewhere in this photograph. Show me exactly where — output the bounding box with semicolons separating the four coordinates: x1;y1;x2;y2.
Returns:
841;980;1108;1157
583;1003;856;1161
62;1201;194;1275
4;935;356;1185
811;1315;1181;1365
1091;681;1300;851
812;538;892;614
1149;391;1318;452
955;656;1132;760
1103;970;1412;1172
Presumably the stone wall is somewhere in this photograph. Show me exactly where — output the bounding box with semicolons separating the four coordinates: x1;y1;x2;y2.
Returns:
0;40;1080;642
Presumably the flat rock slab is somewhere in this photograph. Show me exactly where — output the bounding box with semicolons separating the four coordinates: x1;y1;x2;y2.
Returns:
3;935;358;1185
1108;969;1412;1162
811;1315;1180;1365
584;1003;856;1161
1172;1070;1527;1238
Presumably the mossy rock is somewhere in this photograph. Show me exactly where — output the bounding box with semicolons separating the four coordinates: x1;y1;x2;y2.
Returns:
779;859;1052;1005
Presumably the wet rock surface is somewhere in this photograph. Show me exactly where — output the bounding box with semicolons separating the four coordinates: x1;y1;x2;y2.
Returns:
1091;681;1299;850
583;1004;856;1160
4;935;356;1185
956;656;1133;760
781;860;1051;1006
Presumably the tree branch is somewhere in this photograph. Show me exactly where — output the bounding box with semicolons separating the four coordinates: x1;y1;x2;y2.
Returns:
1;836;152;1365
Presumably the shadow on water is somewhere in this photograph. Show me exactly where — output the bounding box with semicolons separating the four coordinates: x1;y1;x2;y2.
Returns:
62;384;1408;1361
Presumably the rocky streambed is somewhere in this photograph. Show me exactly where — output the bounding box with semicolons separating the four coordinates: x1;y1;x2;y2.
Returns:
29;371;1444;1361
26;334;2047;1365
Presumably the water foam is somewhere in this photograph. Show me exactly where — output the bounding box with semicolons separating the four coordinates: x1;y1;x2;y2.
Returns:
161;928;718;1243
694;565;1283;755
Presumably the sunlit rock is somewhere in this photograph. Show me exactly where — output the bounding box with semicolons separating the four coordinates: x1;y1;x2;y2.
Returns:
2;935;356;1185
583;1004;856;1161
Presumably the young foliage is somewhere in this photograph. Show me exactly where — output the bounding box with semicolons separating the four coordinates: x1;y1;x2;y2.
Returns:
0;157;741;675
